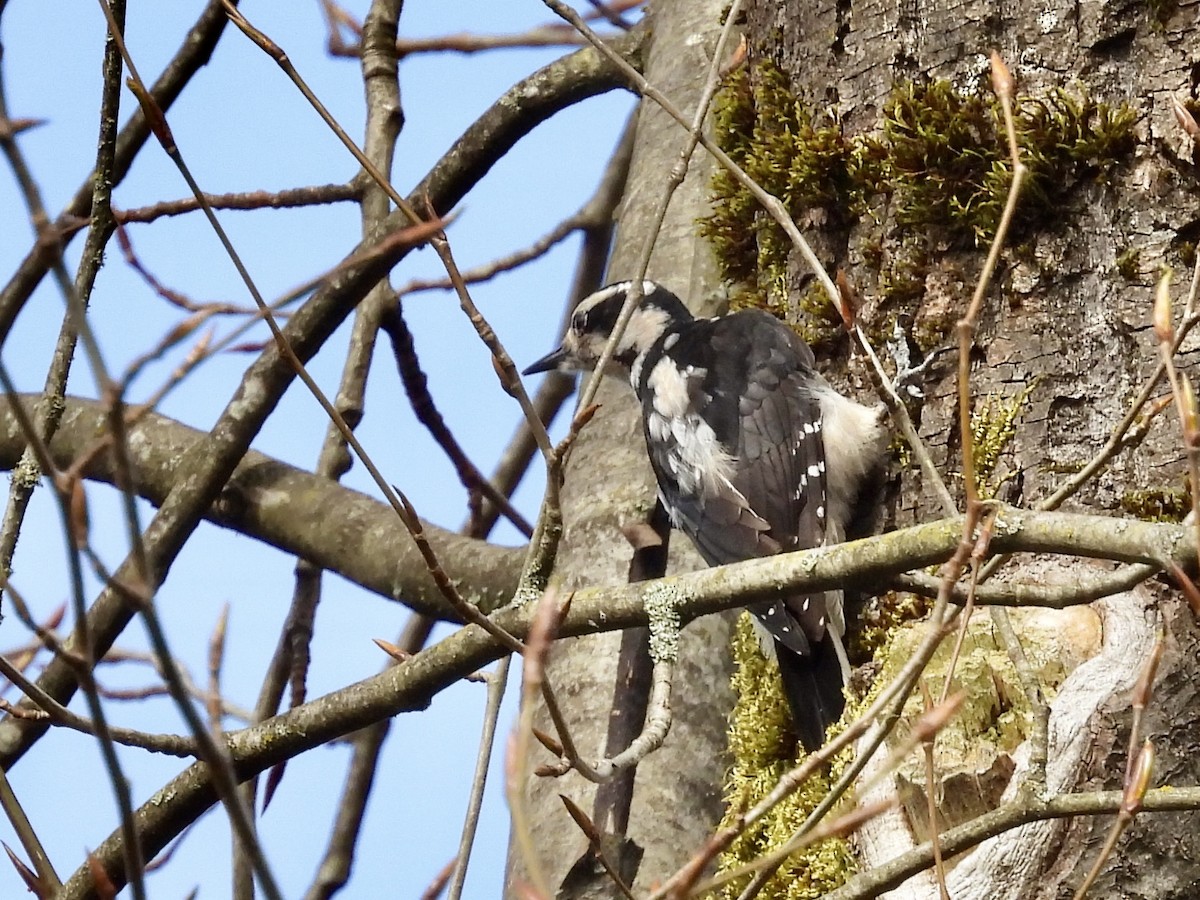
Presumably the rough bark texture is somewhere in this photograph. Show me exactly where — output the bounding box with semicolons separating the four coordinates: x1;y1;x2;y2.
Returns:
746;0;1200;523
508;0;1200;896
741;0;1200;896
506;1;737;896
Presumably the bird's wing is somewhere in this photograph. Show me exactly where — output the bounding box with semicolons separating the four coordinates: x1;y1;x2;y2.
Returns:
641;311;830;595
718;320;832;657
640;310;845;750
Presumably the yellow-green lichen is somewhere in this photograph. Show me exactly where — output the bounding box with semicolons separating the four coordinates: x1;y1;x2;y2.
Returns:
716;614;856;899
971;383;1036;498
1120;486;1191;523
866;619;1030;772
850;605;1102;840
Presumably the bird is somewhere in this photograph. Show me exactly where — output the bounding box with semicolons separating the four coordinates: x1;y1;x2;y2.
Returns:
523;280;891;751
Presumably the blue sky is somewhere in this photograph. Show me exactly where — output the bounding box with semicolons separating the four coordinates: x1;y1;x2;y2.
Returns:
0;1;636;896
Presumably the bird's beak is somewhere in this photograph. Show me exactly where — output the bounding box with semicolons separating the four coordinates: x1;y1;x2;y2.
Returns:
522;345;569;376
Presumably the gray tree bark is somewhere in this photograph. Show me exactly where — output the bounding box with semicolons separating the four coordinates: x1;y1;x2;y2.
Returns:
505;0;737;896
511;0;1200;897
746;0;1200;897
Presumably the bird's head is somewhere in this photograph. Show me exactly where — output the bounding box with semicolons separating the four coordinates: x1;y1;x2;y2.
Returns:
523;280;692;378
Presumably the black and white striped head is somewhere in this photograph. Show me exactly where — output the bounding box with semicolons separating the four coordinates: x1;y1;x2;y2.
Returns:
523;281;692;378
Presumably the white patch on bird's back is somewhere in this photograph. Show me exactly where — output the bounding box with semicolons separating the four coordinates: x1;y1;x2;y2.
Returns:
619;307;676;358
646;357;735;496
646;356;693;417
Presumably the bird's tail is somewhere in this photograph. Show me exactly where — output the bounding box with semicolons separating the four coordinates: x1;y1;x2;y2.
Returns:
775;631;847;753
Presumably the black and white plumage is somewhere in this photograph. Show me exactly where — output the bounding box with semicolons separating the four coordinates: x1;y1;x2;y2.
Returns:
524;281;890;751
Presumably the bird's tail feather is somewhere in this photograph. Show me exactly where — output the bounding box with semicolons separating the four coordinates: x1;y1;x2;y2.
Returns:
775;633;846;753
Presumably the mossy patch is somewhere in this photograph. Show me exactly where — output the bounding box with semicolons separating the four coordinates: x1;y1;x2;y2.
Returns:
701;64;864;317
873;80;1136;245
1116;246;1142;281
716;615;856;899
1120;485;1191;522
849;590;933;662
702;62;1137;319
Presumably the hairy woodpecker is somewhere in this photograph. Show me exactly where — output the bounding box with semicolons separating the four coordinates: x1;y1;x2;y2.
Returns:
524;281;890;751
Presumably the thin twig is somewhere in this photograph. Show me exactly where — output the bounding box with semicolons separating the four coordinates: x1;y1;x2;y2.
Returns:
221;2;560;626
702;695;963;900
919;682;951;900
845;307;956;515
91;7;293;896
509;589;567;899
826;783;1191;900
937;514;992;705
115;182;360;223
448;657;511;900
704;799;896;899
0;768;60;893
894;562;1159;608
240;9;410;880
1;19;157;896
1070;639;1165;898
378;306;533;537
538;661;673;782
0;353;149;898
1071;740;1155;900
1124;634;1164;786
559;796;638;900
206;604;230;736
990;603;1049;789
1153;270;1200;567
957;54;1026;510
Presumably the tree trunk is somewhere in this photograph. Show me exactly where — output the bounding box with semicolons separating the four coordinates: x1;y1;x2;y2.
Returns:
743;0;1200;896
506;0;737;896
512;0;1200;896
